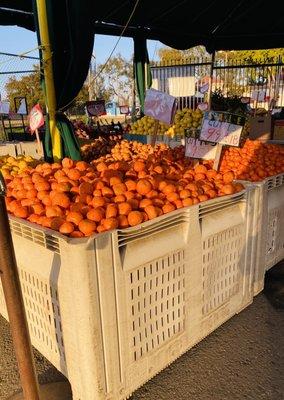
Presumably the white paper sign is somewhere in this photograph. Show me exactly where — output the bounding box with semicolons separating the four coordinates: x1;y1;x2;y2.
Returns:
185;137;217;159
168;76;195;97
144;88;177;125
0;101;10;114
200;111;244;147
251;90;266;102
151;78;159;90
17;98;28;115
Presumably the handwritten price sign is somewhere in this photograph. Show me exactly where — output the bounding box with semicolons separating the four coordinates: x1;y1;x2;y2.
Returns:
144;88;177;125
200;111;245;147
29;104;44;133
185;137;217;160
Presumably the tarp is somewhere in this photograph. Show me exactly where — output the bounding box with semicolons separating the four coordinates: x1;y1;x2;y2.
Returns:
134;37;152;114
1;0;284;52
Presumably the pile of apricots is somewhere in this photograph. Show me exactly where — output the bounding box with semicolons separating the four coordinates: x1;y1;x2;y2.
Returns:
3;139;283;237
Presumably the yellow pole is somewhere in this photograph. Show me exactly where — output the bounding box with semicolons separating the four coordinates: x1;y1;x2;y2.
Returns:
36;0;62;160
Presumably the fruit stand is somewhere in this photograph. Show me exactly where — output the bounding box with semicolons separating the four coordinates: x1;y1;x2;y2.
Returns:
1;2;284;400
0;136;284;399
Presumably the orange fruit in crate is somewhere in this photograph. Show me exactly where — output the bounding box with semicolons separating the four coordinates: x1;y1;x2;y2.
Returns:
59;222;75;235
128;211;143;226
102;218;119;231
136;179;152;195
66;211;84;225
78;219;97;236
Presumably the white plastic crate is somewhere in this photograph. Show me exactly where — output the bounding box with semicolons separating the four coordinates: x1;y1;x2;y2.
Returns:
17;141;43;159
185;188;254;346
265;174;284;270
244;173;284;295
0;143;17;157
0;189;254;400
0;210;191;400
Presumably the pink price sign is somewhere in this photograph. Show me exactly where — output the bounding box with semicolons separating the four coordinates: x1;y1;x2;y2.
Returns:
144;88;177;125
29;104;44;133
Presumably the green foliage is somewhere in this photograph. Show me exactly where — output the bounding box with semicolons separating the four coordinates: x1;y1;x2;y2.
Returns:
211;90;247;115
95;54;133;105
5;66;44;111
157;46;209;63
158;46;284;64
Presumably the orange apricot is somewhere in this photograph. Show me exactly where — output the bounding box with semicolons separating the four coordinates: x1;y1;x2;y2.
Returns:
133;160;145;172
87;207;105;222
102;218;119;231
59;222;75;235
66;211;84;225
144;205;158;220
117;215;129;229
113;183;127;195
136;179;153;195
92;196;106;208
69;230;84;238
105;204;118;219
62;158;74;169
162;203;176;214
79;219;97;236
46;206;64;218
125;180;136;191
52;192;70;209
14;206;29;219
128;211;144;226
118;202;132;216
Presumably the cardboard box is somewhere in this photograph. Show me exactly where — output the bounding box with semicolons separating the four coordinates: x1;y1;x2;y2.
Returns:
273;120;284;140
249;115;272;141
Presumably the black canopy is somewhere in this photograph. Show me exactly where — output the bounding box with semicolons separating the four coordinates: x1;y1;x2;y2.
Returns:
1;0;284;52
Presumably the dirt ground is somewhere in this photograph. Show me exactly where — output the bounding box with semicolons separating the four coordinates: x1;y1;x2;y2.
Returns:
1;265;283;400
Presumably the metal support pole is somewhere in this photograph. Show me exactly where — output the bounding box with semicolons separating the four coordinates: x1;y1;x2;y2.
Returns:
0;173;40;400
36;0;62;160
0;173;72;399
208;51;215;110
88;62;93;101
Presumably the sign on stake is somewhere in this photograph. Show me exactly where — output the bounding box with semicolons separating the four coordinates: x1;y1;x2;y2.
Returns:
144;88;177;146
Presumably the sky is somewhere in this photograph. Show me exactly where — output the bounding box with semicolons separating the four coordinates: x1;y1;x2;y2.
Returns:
0;26;163;99
0;26;163;62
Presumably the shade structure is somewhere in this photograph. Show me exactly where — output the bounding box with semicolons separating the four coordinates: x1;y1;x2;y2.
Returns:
1;0;284;52
1;0;284;158
134;37;152;114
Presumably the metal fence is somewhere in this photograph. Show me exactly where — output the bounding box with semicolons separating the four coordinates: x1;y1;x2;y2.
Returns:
151;56;284;110
0;52;40;103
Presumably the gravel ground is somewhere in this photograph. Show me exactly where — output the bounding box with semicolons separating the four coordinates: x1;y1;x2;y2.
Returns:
1;266;283;400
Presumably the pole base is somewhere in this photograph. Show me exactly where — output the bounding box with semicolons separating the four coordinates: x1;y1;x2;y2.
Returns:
9;382;72;399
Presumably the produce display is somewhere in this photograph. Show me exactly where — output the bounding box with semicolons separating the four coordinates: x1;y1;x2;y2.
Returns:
166;107;203;137
80;135;122;162
130;116;170;135
219;139;284;181
95;140;171;162
129;108;204;137
4;146;244;238
0;155;39;179
73;119;124;140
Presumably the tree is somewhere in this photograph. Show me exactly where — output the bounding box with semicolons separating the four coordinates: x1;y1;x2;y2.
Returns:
157;46;210;63
5;66;44;111
92;54;134;105
5;54;134;114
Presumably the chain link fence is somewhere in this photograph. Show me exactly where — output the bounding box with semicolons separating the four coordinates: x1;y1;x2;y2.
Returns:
0;52;40;140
